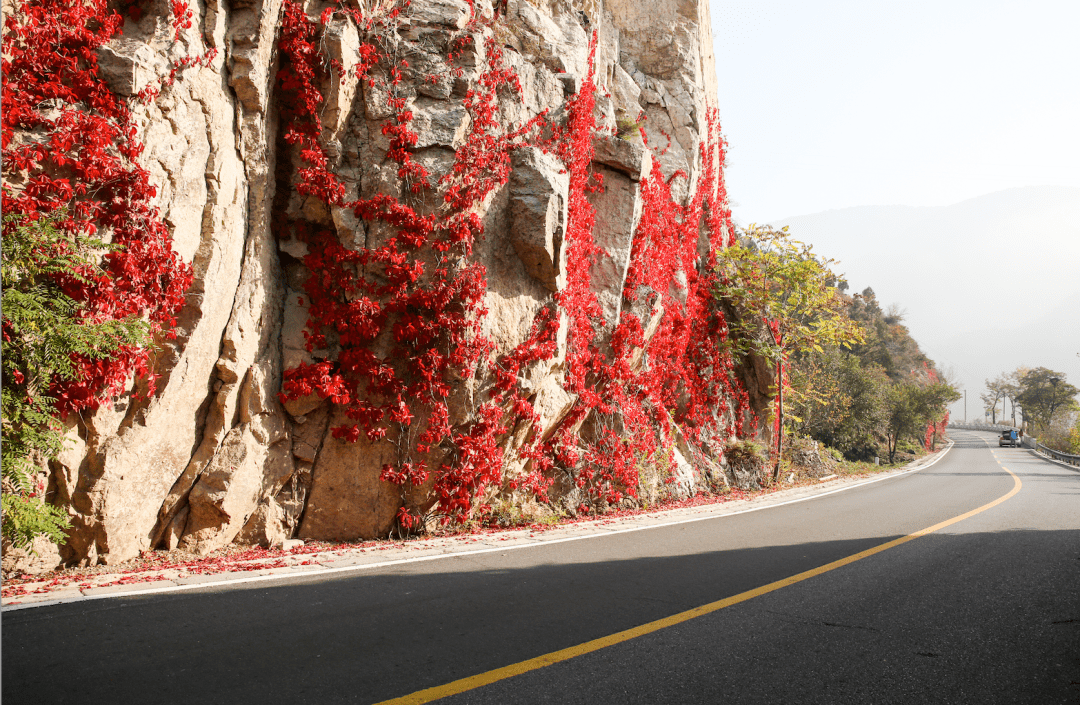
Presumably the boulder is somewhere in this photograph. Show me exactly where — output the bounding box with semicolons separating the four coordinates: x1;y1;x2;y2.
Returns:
411;98;471;149
236;497;289;548
1;536;63;578
592;133;651;182
96;39;166;97
610;64;643;116
407;0;471;29
179;425;293;555
321;18;362;141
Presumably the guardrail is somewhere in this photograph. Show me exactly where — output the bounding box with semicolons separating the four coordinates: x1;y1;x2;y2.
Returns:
947;422;1018;432
1033;443;1080;468
947;423;1080;468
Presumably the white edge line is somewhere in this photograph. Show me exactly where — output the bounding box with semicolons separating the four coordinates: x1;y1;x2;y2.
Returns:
3;441;955;612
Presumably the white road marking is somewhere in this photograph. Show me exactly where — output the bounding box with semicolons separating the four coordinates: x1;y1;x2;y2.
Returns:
3;441;956;611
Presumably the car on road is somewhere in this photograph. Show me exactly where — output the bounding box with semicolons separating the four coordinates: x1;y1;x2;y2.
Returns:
999;429;1019;447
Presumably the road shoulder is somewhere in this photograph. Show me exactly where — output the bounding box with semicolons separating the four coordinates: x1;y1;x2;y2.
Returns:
2;444;952;610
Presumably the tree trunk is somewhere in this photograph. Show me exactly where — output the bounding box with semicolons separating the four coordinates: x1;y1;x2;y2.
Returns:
772;356;784;483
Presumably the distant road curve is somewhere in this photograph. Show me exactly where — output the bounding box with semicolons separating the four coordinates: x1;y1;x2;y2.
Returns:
949;422;1080;468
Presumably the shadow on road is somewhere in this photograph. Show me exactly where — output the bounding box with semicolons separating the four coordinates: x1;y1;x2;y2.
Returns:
5;527;1079;704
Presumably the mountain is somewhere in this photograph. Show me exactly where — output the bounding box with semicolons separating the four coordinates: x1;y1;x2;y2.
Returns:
773;185;1080;421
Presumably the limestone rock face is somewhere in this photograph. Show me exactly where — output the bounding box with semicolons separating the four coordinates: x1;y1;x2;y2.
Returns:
509;147;570;292
297;410;402;541
22;0;760;568
45;0;288;565
587;165;641;326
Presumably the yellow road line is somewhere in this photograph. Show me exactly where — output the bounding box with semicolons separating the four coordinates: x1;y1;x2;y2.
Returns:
377;468;1023;705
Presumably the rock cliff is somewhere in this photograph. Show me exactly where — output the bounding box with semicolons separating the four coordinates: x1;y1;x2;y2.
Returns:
3;0;776;567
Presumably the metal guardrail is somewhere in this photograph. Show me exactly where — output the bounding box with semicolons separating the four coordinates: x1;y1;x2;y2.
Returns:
947;423;1080;468
947;422;1018;432
1033;443;1080;468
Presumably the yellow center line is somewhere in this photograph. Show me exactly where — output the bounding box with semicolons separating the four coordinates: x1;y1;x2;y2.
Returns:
377;467;1023;705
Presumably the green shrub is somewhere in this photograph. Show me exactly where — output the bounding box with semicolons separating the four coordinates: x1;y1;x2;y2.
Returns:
615;113;645;141
724;438;767;479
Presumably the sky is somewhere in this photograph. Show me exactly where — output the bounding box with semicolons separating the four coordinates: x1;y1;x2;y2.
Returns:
709;0;1080;425
710;0;1080;221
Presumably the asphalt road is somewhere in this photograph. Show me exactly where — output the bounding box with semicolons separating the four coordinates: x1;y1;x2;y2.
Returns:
3;430;1078;704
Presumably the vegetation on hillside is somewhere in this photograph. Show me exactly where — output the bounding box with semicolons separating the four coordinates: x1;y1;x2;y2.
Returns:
713;224;864;480
724;226;959;467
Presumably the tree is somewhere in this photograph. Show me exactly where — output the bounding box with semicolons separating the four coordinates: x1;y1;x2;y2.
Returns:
883;380;960;463
844;288;929;383
980;388;1004;425
715;225;864;366
714;225;864;481
2;215;152;549
981;371;1024;426
789;346;889;460
1015;368;1079;434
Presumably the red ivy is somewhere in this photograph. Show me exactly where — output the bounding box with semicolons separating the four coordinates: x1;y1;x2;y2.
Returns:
275;4;753;523
2;0;196;413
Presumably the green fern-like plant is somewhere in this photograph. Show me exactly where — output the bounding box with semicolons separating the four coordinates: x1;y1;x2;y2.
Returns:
2;214;152;549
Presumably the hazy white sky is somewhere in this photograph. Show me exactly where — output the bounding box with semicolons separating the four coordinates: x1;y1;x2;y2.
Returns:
708;0;1080;423
710;0;1080;223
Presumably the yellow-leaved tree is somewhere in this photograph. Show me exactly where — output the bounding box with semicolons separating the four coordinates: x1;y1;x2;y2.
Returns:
713;224;864;481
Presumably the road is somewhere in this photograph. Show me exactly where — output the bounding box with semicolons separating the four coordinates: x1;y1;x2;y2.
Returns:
3;430;1078;704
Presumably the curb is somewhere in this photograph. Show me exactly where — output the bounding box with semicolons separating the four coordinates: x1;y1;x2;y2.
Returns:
3;444;953;611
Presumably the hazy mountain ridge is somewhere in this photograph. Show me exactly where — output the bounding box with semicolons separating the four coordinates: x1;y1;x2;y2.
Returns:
771;185;1080;422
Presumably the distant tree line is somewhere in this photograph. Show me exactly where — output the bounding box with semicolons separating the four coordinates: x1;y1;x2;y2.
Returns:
983;368;1079;454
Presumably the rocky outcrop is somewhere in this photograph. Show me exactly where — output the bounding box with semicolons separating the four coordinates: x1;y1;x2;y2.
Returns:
588;161;643;325
17;0;770;568
509;147;570;292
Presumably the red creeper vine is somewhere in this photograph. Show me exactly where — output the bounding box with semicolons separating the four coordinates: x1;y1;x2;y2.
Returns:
2;0;197;413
